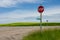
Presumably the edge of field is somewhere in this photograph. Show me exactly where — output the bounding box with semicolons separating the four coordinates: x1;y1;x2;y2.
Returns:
0;22;60;26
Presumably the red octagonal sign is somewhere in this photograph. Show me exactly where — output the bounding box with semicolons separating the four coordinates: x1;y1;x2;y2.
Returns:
38;6;44;13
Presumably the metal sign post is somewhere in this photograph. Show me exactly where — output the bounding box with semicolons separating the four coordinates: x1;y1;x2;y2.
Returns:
38;6;44;32
40;13;42;32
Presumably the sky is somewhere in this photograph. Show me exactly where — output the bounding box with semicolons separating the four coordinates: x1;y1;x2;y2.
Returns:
0;0;60;24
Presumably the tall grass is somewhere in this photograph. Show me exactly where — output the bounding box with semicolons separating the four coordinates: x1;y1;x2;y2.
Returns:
23;29;60;40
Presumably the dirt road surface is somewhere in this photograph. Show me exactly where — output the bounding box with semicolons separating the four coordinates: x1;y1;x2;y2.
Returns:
0;26;60;40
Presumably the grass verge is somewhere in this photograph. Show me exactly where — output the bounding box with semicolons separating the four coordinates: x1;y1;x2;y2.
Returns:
23;29;60;40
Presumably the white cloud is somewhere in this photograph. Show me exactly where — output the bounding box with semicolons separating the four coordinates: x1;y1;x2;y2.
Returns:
42;6;60;22
0;9;38;19
44;6;60;16
0;0;17;7
0;6;60;23
0;0;45;7
0;9;39;23
0;6;60;19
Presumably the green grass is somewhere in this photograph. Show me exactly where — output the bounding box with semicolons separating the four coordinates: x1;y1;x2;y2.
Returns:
0;22;60;26
23;29;60;40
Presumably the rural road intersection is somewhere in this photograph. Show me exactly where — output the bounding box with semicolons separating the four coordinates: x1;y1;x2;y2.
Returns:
0;26;60;40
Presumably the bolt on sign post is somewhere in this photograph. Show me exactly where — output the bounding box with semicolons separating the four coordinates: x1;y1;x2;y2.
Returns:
38;5;44;32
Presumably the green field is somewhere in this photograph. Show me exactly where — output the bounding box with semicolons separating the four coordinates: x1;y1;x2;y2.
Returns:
0;22;60;26
23;29;60;40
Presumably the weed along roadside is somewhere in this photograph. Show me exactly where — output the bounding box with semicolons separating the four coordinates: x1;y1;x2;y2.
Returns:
22;29;60;40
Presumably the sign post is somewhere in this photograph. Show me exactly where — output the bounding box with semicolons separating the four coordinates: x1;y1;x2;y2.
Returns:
38;6;44;32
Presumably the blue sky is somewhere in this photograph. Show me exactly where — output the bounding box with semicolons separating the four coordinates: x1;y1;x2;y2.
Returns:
0;0;60;24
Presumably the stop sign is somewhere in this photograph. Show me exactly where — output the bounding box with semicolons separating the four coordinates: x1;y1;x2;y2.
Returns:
38;6;44;13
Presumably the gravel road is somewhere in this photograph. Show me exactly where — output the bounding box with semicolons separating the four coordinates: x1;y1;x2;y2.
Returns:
0;26;60;40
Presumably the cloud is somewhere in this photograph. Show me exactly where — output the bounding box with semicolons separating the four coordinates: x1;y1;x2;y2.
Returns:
0;9;38;20
0;0;45;7
0;0;17;7
44;6;60;16
0;6;60;23
0;9;39;23
0;10;38;18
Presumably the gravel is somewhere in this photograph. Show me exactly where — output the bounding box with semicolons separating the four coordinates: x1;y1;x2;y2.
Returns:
0;26;60;40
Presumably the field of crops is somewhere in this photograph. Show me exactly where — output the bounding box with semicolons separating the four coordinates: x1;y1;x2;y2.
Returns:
23;29;60;40
0;22;60;26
